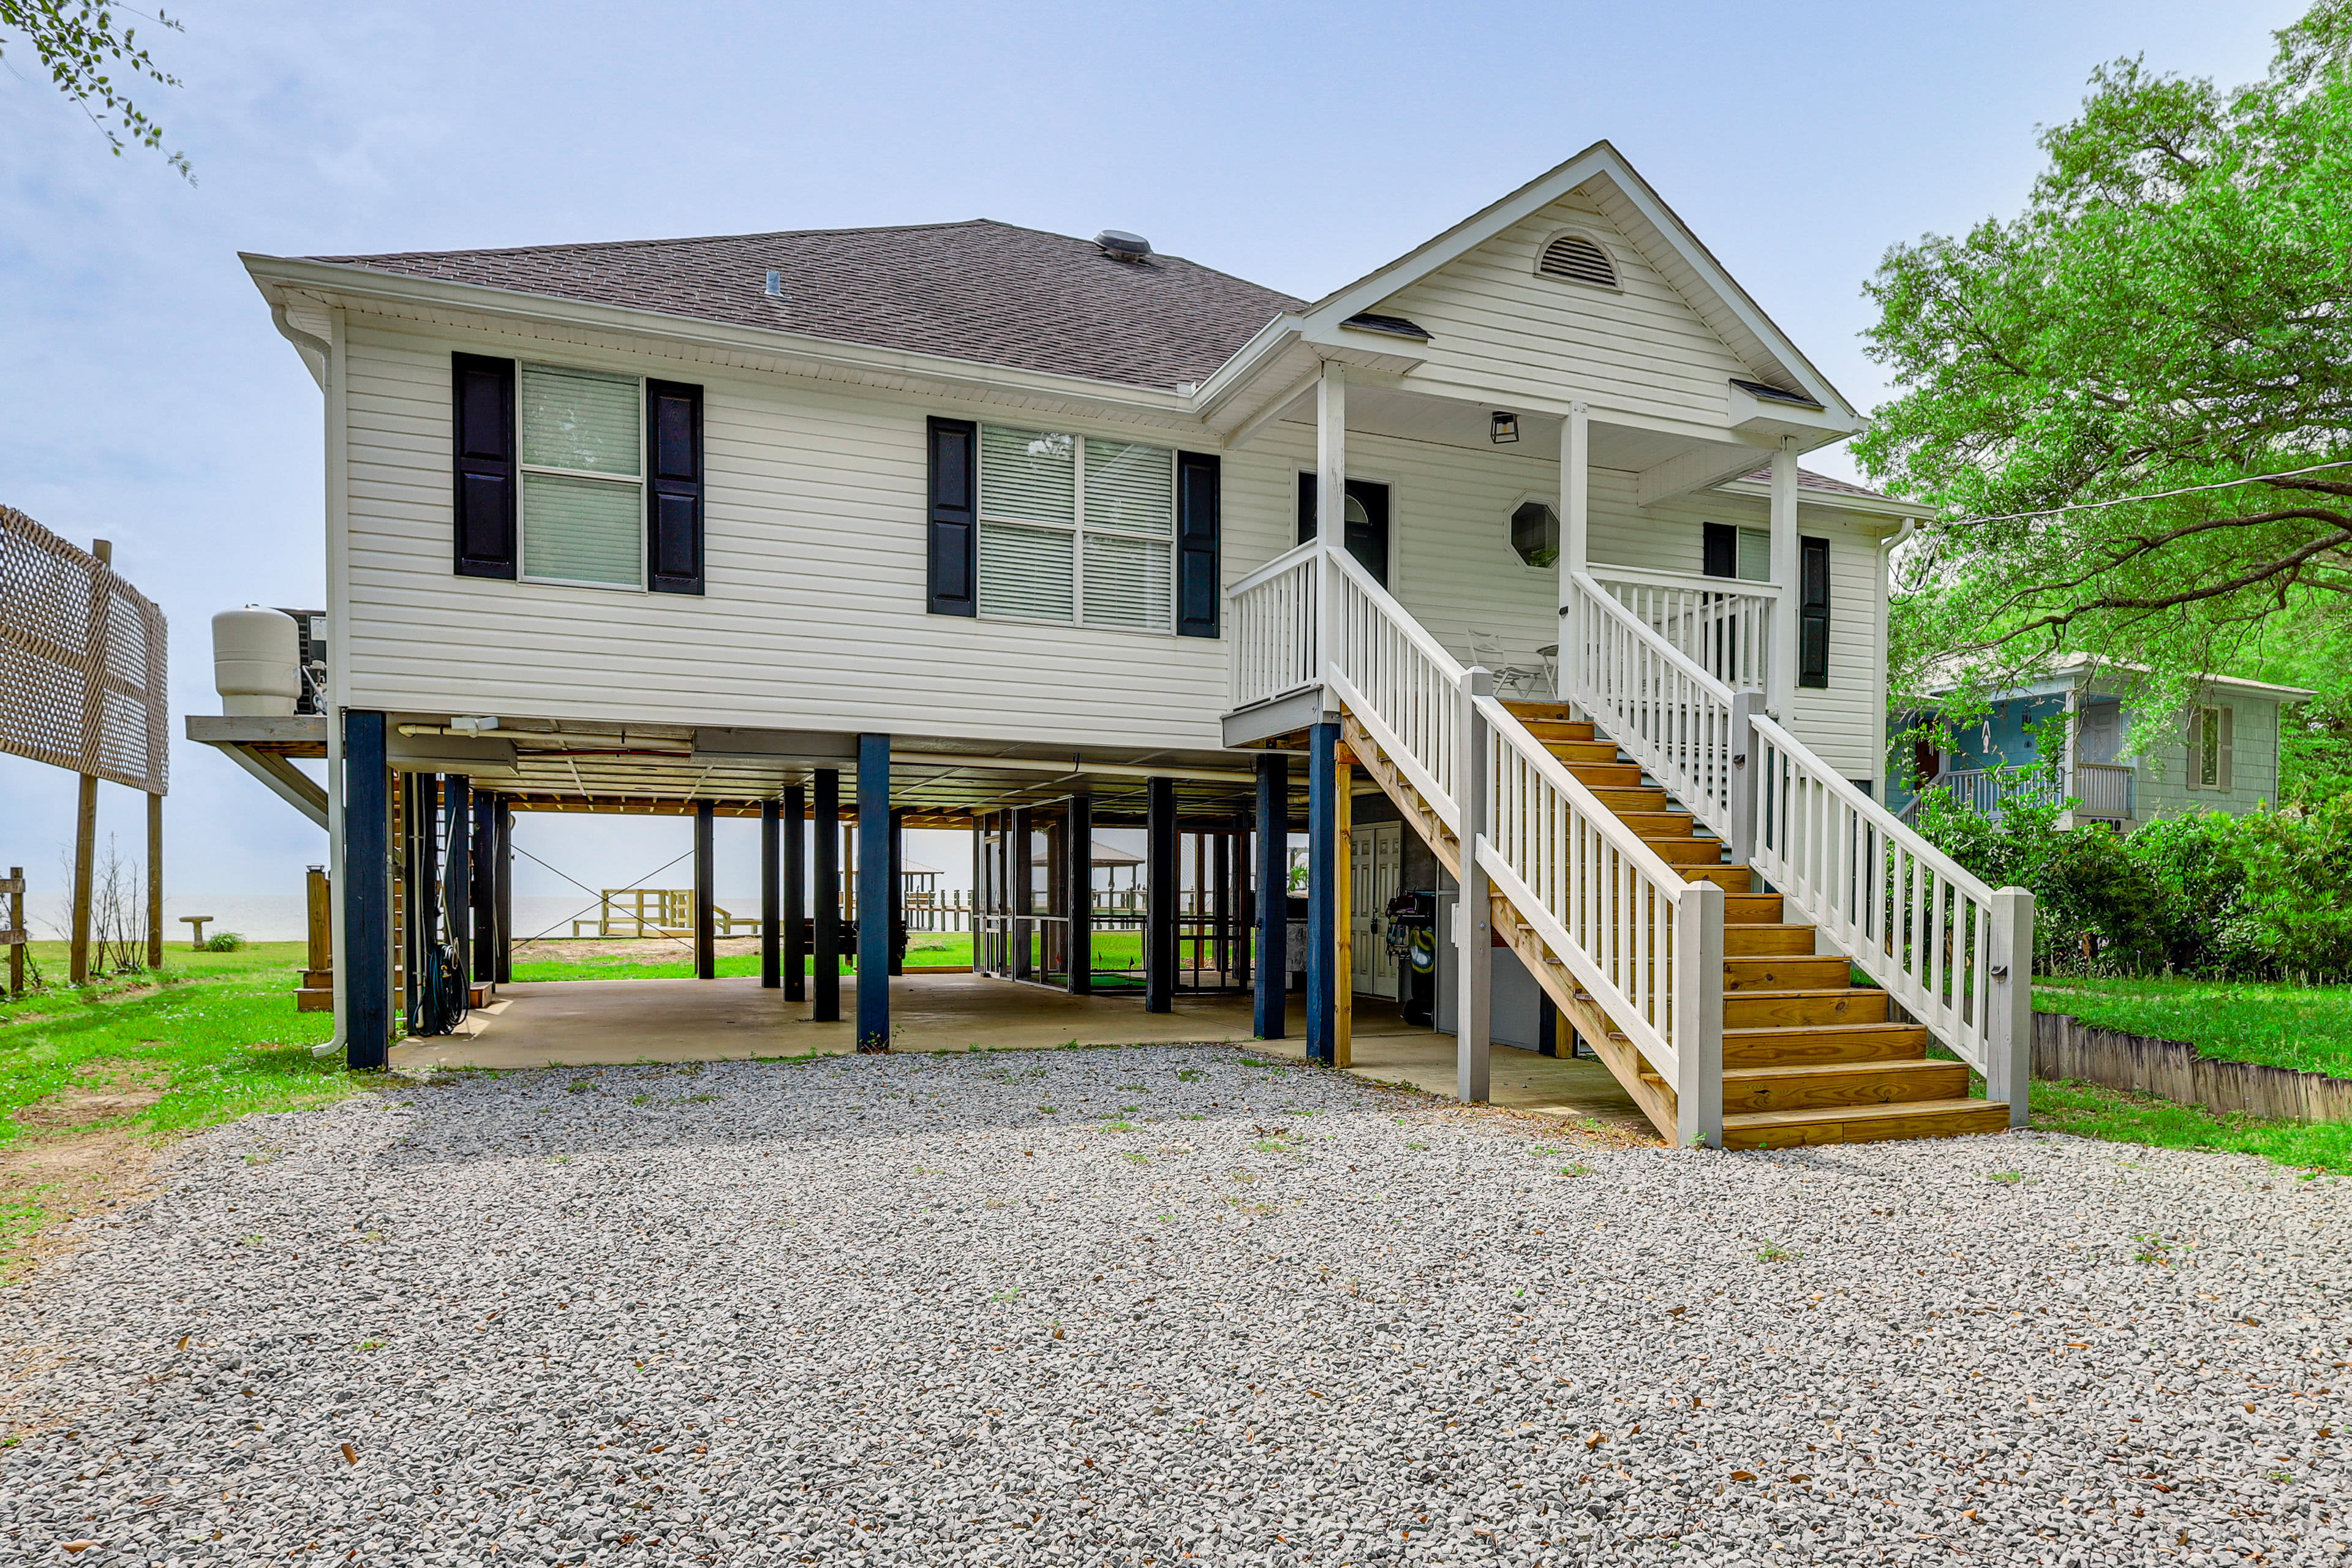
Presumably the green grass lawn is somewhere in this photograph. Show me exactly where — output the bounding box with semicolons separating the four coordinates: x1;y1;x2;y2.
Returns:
2028;1076;2352;1174
2032;976;2352;1079
1;941;364;1277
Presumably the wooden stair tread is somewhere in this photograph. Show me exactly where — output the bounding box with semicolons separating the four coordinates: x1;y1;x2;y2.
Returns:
1717;1098;2010;1149
1720;1058;1963;1085
1724;1019;1929;1040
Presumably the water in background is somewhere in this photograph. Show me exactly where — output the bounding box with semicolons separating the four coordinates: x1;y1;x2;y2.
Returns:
20;894;657;945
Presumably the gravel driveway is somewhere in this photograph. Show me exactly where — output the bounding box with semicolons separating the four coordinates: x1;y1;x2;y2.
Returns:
3;1045;2346;1567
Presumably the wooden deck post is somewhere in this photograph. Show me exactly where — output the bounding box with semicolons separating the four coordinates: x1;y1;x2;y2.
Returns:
855;734;891;1049
1253;751;1287;1039
783;784;807;1001
145;790;163;971
813;770;841;1022
69;773;96;985
888;807;905;978
693;800;716;981
1457;668;1493;1104
342;711;391;1070
760;797;782;989
1145;776;1176;1013
1988;888;2036;1126
1334;750;1352;1069
1671;880;1727;1148
1009;806;1033;982
1231;808;1253;998
445;777;472;991
305;864;332;974
1306;722;1340;1066
1065;793;1093;997
492;798;513;984
6;865;24;999
1769;440;1799;717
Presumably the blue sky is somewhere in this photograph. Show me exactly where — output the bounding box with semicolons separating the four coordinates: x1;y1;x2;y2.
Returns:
0;0;2307;915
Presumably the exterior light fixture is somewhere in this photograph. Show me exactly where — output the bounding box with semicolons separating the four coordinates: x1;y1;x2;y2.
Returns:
1490;411;1520;444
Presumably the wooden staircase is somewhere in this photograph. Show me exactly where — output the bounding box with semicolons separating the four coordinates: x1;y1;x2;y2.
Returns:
1340;699;2008;1149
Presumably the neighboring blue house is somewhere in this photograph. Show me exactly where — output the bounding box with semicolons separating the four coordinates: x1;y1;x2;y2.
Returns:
1889;656;2313;830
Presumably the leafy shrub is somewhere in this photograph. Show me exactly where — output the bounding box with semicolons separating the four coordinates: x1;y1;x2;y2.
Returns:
1911;744;2351;979
203;930;247;952
2233;795;2352;976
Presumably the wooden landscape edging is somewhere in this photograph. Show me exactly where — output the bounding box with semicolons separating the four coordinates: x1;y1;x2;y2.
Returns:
2031;1009;2352;1125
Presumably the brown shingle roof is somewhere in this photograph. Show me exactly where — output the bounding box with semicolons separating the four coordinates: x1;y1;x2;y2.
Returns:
1737;467;1895;501
311;220;1304;391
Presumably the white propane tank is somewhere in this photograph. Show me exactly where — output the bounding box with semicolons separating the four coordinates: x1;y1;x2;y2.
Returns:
213;606;301;716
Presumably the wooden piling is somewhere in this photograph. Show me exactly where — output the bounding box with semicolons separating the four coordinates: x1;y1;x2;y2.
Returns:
4;865;23;999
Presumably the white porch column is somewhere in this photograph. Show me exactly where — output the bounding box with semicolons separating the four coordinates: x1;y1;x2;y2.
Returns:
1769;439;1799;717
1557;401;1588;709
1316;360;1346;689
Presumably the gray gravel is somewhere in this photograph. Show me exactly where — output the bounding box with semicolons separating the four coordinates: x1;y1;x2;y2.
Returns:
3;1044;2348;1567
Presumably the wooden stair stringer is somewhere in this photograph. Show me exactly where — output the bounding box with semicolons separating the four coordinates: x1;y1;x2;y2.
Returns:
1338;712;1461;880
1336;708;1678;1141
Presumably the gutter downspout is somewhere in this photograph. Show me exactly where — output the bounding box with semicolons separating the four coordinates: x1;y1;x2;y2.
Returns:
271;304;331;391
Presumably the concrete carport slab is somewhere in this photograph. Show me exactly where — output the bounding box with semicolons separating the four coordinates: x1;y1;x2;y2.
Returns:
383;971;1650;1133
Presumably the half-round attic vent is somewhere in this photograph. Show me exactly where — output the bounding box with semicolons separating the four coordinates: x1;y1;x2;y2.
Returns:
1537;233;1618;288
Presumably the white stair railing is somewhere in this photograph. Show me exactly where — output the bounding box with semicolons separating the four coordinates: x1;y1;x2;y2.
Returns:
1562;570;1743;842
1227;539;1321;710
1327;549;1464;834
1474;690;1721;1145
1235;544;1722;1144
1589;566;1777;695
1747;715;2034;1125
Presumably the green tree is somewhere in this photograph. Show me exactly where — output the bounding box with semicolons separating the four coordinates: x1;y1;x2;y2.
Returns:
1858;2;2352;725
1;1;189;177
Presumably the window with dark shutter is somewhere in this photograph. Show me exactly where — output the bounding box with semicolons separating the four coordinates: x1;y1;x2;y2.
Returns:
451;353;517;579
646;380;704;595
926;417;978;616
1798;534;1830;688
1176;451;1221;638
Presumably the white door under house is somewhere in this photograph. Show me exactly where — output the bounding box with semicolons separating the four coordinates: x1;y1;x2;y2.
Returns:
1350;821;1403;999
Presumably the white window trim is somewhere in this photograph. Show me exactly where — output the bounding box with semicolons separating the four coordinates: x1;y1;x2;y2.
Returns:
518;363;647;593
1532;228;1624;293
974;428;1180;636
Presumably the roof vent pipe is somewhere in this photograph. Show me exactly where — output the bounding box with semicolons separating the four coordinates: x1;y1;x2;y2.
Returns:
1095;230;1152;263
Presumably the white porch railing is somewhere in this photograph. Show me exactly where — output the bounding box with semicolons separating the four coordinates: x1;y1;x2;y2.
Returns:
1227;541;1723;1144
1227;540;1321;710
1748;715;2033;1123
1915;763;2136;824
1588;565;1777;696
1561;570;1744;842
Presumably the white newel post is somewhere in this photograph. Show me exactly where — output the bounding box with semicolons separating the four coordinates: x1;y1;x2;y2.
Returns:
1726;689;1765;868
1316;360;1346;687
1558;401;1588;706
1769;440;1798;718
1672;879;1725;1148
1457;665;1493;1104
1987;887;2035;1126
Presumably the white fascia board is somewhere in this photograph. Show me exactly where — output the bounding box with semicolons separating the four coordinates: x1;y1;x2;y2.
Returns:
241;254;1215;437
1713;477;1937;521
1257;141;1860;428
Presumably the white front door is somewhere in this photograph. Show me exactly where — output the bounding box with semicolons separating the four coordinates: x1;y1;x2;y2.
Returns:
1350;821;1404;998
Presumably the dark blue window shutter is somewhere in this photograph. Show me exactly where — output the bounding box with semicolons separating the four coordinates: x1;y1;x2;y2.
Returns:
1798;534;1830;688
451;353;516;579
1177;451;1221;638
646;380;704;595
927;417;978;616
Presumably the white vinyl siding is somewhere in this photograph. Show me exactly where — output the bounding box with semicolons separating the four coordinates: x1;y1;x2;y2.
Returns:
976;425;1176;633
519;363;643;588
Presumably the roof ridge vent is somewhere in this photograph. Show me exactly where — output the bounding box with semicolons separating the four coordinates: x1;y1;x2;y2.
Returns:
1095;229;1152;263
